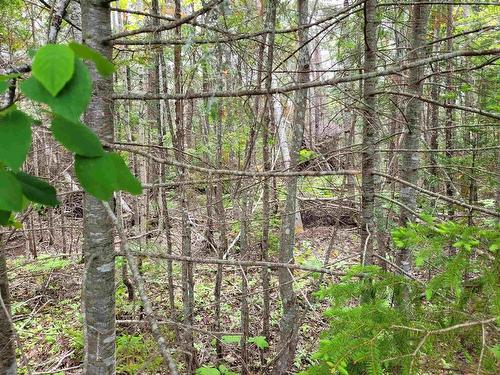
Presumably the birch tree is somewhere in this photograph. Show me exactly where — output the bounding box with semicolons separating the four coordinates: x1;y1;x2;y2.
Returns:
80;1;116;373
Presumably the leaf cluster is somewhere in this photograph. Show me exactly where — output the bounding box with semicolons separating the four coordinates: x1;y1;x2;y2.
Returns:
0;43;141;227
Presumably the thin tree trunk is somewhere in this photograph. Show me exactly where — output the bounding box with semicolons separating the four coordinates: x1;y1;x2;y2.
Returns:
261;0;277;364
397;0;431;299
0;247;16;375
47;0;71;44
273;0;309;373
445;4;455;221
173;0;196;371
276;99;304;233
158;54;176;315
148;0;164;232
429;76;440;189
360;0;378;266
214;109;228;361
80;1;116;373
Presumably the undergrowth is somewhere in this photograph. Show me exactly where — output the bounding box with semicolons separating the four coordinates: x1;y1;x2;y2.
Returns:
303;218;499;374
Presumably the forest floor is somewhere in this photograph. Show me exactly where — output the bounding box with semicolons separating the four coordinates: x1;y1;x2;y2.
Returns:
8;219;360;374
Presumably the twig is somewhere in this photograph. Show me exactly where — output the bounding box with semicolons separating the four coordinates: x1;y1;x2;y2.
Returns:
392;317;496;334
476;323;486;375
116;250;347;276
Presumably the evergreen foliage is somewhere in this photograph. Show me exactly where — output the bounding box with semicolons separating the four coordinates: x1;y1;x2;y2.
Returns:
304;219;499;374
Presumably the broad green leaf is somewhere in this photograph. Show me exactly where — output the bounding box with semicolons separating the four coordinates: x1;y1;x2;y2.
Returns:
75;152;142;200
220;335;241;344
15;171;59;207
0;170;23;211
248;336;269;349
0;81;8;94
51;116;104;157
75;153;117;200
196;367;220;375
0;73;21;94
0;108;32;170
0;210;10;225
425;287;433;301
491;344;500;359
21;59;91;122
217;365;237;375
109;152;142;195
69;42;115;76
32;44;75;96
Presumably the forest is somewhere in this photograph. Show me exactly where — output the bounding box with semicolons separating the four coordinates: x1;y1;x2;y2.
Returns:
0;0;499;374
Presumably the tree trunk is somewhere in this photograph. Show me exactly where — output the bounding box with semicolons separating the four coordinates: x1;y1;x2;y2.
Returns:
261;0;277;364
276;98;304;233
0;248;16;375
444;4;455;221
360;0;378;265
273;0;309;373
173;0;196;371
397;0;430;296
80;1;116;373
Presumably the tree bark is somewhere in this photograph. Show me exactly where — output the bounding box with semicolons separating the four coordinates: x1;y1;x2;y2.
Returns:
173;0;196;371
0;248;16;375
47;0;71;43
444;4;455;221
360;0;378;265
261;0;277;364
397;0;431;296
273;0;309;373
80;1;116;373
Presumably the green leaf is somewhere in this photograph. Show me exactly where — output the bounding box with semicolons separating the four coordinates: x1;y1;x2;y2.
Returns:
21;59;92;122
32;44;75;96
196;367;220;375
0;73;21;94
220;335;241;345
75;152;142;200
0;81;8;94
338;365;349;375
0;210;21;228
491;344;500;359
0;170;23;211
0;210;10;225
248;336;269;349
217;365;237;375
109;153;142;195
51;116;103;157
425;287;433;301
15;171;59;207
0;108;32;170
69;42;115;76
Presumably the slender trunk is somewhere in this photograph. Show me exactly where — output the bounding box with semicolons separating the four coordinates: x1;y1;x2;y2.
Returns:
239;190;250;374
273;0;309;373
47;0;71;44
429;76;440;189
445;4;455;220
360;0;378;266
397;0;431;296
173;0;196;371
214;110;228;361
148;0;164;231
158;54;176;314
261;0;277;364
80;1;116;373
0;247;16;375
276;99;304;233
